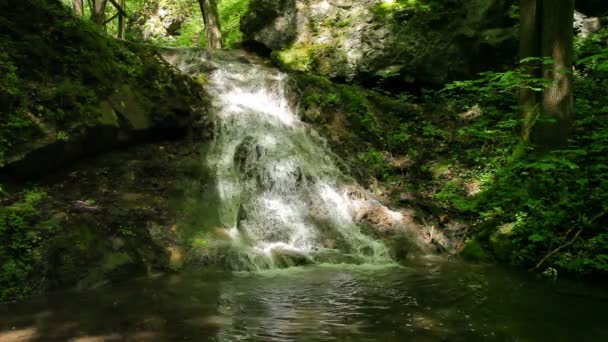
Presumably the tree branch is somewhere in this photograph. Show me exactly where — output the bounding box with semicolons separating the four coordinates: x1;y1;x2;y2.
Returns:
103;13;118;25
532;209;608;271
108;0;128;18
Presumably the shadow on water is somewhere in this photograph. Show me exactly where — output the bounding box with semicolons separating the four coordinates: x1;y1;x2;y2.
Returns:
2;258;608;341
0;270;228;341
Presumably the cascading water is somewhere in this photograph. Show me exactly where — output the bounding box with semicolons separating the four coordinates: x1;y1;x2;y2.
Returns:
163;49;394;269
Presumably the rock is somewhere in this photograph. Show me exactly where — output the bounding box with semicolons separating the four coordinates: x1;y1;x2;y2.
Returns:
1;81;205;179
242;0;518;86
271;247;315;267
574;11;603;38
488;222;515;261
241;0;299;50
313;249;363;264
542;267;558;280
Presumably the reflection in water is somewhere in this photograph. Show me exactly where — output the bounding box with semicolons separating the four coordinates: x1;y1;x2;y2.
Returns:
1;258;608;341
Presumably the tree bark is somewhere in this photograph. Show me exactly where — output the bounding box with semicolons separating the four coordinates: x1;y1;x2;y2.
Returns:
534;0;575;148
91;0;108;27
519;0;542;143
197;0;223;49
117;0;126;39
72;0;84;17
519;0;575;149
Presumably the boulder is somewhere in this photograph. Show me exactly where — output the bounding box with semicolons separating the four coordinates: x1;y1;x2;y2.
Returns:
241;0;518;86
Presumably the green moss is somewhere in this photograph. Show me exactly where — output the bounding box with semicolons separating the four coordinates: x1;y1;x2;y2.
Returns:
488;223;514;262
273;44;317;72
219;0;251;48
102;252;133;272
460;239;491;262
371;0;435;17
0;0;204;166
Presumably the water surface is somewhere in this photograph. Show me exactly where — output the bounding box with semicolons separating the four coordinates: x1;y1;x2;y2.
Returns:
2;257;607;341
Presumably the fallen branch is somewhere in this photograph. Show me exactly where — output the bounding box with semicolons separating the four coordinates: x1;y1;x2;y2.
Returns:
532;209;607;271
532;228;583;271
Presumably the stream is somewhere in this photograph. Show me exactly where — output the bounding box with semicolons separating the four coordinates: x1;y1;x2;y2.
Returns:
1;259;607;341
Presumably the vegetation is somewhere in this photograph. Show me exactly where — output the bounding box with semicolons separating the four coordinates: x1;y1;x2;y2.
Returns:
435;33;608;273
0;189;55;300
0;0;203;165
59;0;249;48
294;17;608;275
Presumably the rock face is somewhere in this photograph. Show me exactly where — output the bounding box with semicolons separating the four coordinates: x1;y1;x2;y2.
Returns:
1;81;206;179
241;0;517;86
20;141;207;295
0;0;209;179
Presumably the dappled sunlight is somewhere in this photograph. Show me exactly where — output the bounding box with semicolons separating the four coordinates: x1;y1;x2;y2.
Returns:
0;327;37;341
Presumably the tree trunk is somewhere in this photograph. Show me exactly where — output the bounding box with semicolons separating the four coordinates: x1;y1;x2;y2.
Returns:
519;0;575;149
519;0;541;143
197;0;223;49
534;0;575;148
72;0;84;17
91;0;108;27
117;0;126;39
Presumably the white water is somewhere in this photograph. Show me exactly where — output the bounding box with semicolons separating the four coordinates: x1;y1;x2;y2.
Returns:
164;49;391;269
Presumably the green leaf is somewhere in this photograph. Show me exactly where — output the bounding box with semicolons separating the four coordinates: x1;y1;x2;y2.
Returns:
529;234;546;242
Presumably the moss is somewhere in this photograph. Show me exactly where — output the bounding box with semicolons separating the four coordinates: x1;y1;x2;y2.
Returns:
0;0;205;167
273;44;317;72
460;239;491;262
371;0;436;17
488;223;515;262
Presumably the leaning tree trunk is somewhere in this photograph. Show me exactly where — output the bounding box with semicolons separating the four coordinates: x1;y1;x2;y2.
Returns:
197;0;223;49
91;0;108;27
534;0;575;148
72;0;84;17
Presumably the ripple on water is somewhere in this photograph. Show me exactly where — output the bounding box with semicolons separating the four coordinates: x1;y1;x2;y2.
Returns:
1;261;608;341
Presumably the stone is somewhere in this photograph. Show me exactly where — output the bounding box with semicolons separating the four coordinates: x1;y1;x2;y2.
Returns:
488;222;514;261
242;0;518;86
271;247;315;267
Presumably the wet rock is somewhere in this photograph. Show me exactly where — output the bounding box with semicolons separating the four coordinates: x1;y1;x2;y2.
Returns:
488;222;515;262
313;249;363;264
271;247;315;268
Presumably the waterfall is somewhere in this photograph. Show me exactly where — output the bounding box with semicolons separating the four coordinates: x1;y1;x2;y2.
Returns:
162;49;394;270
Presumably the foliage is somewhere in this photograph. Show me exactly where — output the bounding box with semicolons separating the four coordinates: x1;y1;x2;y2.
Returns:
0;0;198;165
106;0;249;48
460;239;491;262
219;0;250;48
358;149;392;181
0;189;56;301
433;29;608;274
371;0;436;17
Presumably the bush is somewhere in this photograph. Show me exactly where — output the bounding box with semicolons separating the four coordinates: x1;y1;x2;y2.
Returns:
0;189;57;301
435;29;608;274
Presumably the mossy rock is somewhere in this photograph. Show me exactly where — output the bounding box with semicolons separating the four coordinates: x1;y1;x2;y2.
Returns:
242;0;517;86
488;223;515;262
0;0;207;179
460;239;491;262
